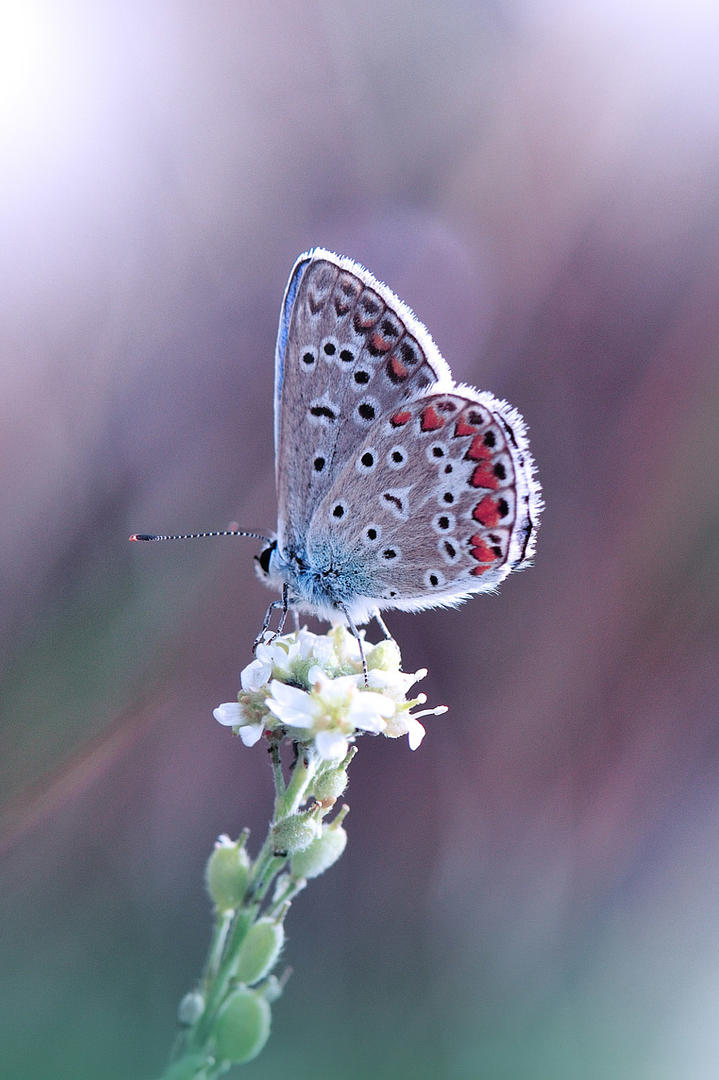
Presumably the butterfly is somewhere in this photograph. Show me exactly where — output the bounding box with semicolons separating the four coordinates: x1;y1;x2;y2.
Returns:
132;249;542;666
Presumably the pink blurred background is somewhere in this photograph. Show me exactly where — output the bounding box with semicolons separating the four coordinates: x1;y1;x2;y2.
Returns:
2;2;719;1077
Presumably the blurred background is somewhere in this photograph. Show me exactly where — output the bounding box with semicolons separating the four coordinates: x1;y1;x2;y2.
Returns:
2;1;719;1077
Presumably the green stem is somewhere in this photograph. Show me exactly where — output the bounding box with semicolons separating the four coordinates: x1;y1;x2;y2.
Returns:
204;912;233;987
180;749;318;1060
280;747;315;815
268;737;285;796
265;875;307;919
158;742;333;1077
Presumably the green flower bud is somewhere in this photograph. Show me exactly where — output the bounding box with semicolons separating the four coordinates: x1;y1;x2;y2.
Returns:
271;811;320;855
214;987;271;1064
291;813;348;880
234;917;285;985
367;638;402;672
311;765;349;805
177;990;205;1026
205;836;250;911
161;1053;210;1080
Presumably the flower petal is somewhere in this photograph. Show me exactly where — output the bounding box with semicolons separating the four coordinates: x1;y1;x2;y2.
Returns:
239;722;265;746
349;692;395;729
213;702;246;727
406;717;426;750
240;657;272;692
266;680;318;727
315;729;350;761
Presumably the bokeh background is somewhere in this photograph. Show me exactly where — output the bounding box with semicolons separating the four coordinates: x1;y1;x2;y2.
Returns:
2;1;719;1077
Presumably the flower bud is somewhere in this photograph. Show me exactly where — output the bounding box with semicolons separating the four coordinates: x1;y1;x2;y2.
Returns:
234;917;285;985
367;638;402;672
291;814;348;880
177;990;205;1026
214;987;271;1064
311;765;349;804
271;811;320;855
205;836;251;911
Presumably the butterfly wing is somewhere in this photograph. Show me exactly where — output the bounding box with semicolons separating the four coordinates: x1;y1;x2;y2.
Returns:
306;389;541;620
273;249;452;555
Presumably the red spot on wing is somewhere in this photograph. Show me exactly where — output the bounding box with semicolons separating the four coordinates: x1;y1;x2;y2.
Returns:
420;405;444;431
469;462;500;490
370;332;392;354
390;409;412;427
454;417;478;437
472;496;501;527
465;435;492;462
469;535;497;563
388;354;409;380
470;564;491;576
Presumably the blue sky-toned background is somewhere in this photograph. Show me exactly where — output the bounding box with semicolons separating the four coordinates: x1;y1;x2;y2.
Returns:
2;2;719;1077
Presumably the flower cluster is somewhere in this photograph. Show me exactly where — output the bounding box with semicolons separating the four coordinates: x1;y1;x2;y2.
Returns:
214;626;446;761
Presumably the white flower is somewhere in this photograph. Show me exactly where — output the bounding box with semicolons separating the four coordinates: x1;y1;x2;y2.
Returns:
240;651;273;692
383;692;448;749
213;702;264;746
385;712;427;750
238;628;338;691
265;671;395;761
215;627;446;756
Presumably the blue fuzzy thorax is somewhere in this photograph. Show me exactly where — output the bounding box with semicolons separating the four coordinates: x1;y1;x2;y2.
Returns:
259;537;377;622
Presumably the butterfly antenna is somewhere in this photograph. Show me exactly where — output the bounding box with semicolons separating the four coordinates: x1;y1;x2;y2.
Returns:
129;529;273;544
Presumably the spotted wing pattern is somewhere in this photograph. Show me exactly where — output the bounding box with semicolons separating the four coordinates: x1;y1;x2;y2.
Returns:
274;250;452;554
306;390;540;615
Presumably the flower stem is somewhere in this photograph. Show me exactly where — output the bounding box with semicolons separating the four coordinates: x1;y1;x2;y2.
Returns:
159;744;322;1077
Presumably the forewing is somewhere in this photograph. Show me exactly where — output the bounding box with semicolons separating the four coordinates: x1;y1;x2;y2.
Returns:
307;390;541;612
273;249;452;553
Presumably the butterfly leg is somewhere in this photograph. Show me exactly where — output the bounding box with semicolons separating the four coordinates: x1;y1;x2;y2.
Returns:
373;610;393;641
276;582;290;635
253;601;283;651
253;583;291;651
339;604;368;686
